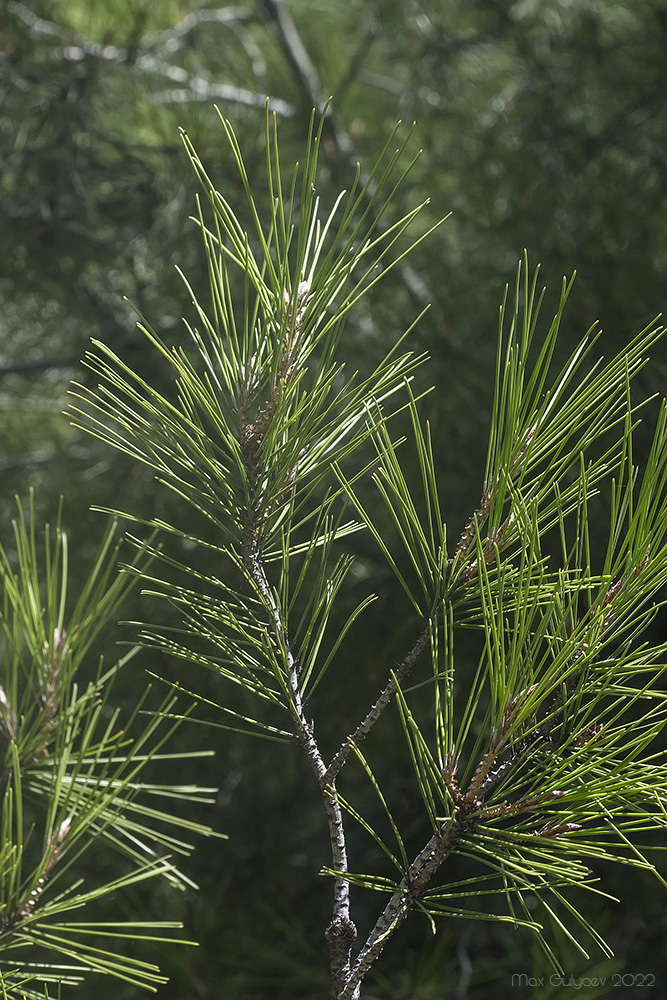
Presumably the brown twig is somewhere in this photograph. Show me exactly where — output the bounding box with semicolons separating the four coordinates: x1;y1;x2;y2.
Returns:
336;455;651;994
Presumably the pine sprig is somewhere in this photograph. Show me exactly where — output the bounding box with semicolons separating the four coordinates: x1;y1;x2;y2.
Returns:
68;107;667;997
0;496;219;996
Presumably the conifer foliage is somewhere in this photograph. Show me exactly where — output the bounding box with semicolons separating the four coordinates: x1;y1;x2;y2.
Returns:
45;109;667;995
0;497;219;997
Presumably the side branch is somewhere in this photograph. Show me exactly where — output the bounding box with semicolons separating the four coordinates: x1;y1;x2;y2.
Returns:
340;766;567;998
323;475;510;786
323;622;432;784
339;802;477;999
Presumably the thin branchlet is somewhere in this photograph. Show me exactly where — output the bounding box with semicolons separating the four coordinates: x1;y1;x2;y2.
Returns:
325;459;529;790
324;622;432;785
448;426;533;584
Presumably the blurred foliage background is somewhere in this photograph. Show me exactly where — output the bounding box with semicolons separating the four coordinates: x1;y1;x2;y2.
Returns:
1;1;667;997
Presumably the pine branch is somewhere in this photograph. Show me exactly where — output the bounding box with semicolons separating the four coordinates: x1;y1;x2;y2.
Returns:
324;457;523;787
68;107;667;998
340;776;567;998
0;496;218;994
232;306;359;992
